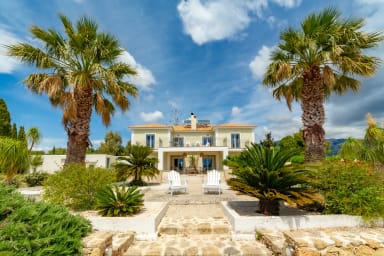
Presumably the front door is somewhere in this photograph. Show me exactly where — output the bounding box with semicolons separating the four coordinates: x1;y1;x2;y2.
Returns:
173;158;184;172
202;157;213;172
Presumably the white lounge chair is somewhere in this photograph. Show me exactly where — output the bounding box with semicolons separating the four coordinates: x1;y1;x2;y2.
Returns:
168;170;188;196
202;169;221;194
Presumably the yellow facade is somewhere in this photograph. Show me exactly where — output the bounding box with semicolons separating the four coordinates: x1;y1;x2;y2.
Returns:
129;117;256;171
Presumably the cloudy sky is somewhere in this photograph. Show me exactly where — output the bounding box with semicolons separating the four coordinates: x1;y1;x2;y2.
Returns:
0;0;383;151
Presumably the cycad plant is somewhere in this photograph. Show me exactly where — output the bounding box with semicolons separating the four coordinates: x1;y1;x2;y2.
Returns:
114;144;159;186
95;185;144;217
225;143;319;216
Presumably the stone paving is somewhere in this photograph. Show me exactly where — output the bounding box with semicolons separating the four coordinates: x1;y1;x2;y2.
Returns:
82;172;384;256
124;204;272;256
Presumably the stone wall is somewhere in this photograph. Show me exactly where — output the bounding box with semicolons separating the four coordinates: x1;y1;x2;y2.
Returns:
82;231;134;256
260;227;384;256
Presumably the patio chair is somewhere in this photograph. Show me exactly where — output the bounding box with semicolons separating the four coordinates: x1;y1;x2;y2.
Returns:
168;170;188;196
202;169;221;194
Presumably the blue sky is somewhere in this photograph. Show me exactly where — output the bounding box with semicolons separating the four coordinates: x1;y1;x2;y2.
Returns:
0;0;383;151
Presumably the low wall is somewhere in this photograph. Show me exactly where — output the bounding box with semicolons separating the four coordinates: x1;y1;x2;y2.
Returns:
221;201;382;240
86;202;169;240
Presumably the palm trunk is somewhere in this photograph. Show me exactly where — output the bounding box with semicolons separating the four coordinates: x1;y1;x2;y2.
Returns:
65;85;93;165
301;66;325;162
258;199;280;216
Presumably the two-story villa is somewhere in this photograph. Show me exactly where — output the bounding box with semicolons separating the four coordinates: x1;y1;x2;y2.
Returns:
129;113;256;172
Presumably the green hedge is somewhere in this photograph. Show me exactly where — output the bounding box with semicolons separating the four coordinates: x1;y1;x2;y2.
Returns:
314;160;384;219
43;164;115;210
0;184;92;255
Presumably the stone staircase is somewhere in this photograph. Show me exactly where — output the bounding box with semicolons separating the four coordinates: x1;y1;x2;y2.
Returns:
83;218;384;256
124;214;272;256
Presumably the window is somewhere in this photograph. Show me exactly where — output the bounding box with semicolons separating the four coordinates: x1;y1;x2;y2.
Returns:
173;137;184;147
231;133;240;148
202;136;212;146
146;134;155;148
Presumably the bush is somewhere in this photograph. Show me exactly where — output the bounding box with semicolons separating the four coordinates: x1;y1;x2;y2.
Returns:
290;154;304;164
25;171;49;187
0;184;92;255
314;160;384;219
96;185;144;217
44;164;115;210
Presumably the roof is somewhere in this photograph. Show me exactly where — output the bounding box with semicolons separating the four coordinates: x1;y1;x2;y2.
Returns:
215;122;256;128
129;124;170;129
129;122;256;130
172;125;214;132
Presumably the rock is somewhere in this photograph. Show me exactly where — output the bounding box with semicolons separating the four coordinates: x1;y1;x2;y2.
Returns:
201;245;221;256
183;246;198;256
197;223;212;234
374;248;384;256
223;246;241;255
355;245;375;256
164;246;182;256
295;247;320;256
324;246;354;256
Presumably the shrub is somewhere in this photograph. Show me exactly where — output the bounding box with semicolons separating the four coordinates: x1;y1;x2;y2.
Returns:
44;164;115;210
225;144;320;216
314;160;384;219
96;185;144;217
290;154;304;164
0;183;92;255
25;171;49;187
0;184;25;221
0;137;29;185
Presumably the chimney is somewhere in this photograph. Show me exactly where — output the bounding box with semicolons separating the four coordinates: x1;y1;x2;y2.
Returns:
191;112;197;130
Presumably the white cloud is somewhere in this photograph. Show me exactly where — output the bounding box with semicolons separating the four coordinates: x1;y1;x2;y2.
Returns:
118;50;156;91
140;110;164;122
249;45;275;80
177;0;303;45
231;106;242;116
271;0;302;8
0;27;20;73
177;0;267;45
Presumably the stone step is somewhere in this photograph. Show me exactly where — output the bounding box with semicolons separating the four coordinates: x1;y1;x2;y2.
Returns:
158;216;231;236
81;231;135;256
112;233;135;256
124;235;272;256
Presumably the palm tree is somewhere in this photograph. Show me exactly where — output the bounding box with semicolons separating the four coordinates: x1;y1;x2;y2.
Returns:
113;144;159;186
27;127;42;152
263;8;383;162
0;137;29;184
225;143;319;216
6;14;138;165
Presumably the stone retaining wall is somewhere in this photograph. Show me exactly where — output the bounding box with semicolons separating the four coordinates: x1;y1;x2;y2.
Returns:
260;228;384;256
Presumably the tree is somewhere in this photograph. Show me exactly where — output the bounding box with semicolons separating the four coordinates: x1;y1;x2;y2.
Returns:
48;146;67;155
11;123;17;139
0;99;12;137
224;143;319;216
263;8;383;162
99;131;124;155
6;14;138;165
17;126;26;143
29;154;44;172
113;144;159;186
259;132;275;148
340;113;384;163
27;127;42;152
279;130;305;153
0;137;29;184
